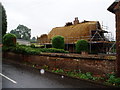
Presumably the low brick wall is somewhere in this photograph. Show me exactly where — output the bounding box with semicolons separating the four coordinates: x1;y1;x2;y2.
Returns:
3;52;116;75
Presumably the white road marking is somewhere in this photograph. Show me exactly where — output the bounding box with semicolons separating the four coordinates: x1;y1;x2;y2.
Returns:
0;73;17;84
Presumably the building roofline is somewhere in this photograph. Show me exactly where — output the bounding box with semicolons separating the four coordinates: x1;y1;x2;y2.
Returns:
107;1;119;13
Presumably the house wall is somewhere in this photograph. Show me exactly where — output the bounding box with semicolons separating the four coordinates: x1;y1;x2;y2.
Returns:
3;52;116;75
17;39;30;45
115;2;120;75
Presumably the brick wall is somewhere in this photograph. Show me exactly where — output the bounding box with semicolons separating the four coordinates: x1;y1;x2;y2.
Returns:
115;1;120;76
3;52;116;75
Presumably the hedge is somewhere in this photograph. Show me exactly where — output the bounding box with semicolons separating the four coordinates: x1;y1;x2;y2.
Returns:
2;45;69;55
52;35;65;49
75;39;89;53
3;33;16;47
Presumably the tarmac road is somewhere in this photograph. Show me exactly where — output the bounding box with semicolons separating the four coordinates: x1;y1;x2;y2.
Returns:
2;60;111;88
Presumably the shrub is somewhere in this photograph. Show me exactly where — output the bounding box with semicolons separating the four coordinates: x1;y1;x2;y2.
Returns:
52;35;65;49
75;39;89;53
106;73;120;86
2;46;14;52
3;33;16;47
30;44;35;48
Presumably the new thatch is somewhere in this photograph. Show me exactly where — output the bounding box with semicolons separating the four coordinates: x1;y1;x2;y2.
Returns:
37;20;107;44
48;21;103;44
37;34;49;44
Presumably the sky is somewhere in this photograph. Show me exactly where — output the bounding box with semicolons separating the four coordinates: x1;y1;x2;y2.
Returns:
0;0;116;40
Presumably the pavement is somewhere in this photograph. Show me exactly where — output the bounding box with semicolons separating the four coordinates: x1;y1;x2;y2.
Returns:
1;60;114;88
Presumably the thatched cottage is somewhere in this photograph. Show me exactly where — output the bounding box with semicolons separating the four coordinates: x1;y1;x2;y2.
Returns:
37;18;110;53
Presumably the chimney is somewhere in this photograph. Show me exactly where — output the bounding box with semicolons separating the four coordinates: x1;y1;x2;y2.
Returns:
73;17;79;25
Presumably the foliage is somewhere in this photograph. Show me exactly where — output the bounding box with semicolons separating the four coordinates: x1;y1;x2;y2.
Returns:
2;44;68;55
3;45;40;55
30;44;35;48
107;77;120;86
31;37;36;41
38;48;68;53
75;39;89;53
106;73;120;86
52;69;64;73
0;3;7;37
42;65;49;70
30;37;37;43
2;46;14;52
52;35;65;49
51;68;103;81
3;33;16;47
10;24;31;40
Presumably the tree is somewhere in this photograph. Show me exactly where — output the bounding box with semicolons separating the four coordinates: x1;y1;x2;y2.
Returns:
10;29;21;39
0;3;7;37
10;24;31;40
52;35;65;49
32;37;36;41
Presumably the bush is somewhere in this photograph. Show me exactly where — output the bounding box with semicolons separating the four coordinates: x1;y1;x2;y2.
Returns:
52;35;65;49
2;46;14;52
30;44;35;48
75;39;89;53
106;73;120;86
3;33;16;47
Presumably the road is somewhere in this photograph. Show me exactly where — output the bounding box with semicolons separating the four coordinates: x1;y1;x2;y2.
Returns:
2;60;111;88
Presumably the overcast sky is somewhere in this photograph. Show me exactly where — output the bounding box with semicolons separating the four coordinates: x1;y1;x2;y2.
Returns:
1;0;115;40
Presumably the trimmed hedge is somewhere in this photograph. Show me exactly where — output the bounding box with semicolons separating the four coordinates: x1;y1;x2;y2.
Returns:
52;35;65;49
2;45;69;55
3;33;16;47
75;39;89;53
38;48;68;53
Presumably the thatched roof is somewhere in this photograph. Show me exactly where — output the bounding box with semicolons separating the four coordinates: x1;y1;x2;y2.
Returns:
48;21;103;43
37;34;49;43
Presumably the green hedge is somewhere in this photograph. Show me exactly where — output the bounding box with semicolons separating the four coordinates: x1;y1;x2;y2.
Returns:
38;48;69;53
52;35;65;49
3;33;16;47
75;39;89;53
2;45;69;55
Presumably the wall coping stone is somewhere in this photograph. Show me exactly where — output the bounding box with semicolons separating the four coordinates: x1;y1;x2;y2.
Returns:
3;52;116;61
39;53;116;61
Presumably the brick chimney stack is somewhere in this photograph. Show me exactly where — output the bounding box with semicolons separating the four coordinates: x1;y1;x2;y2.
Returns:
73;17;79;25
